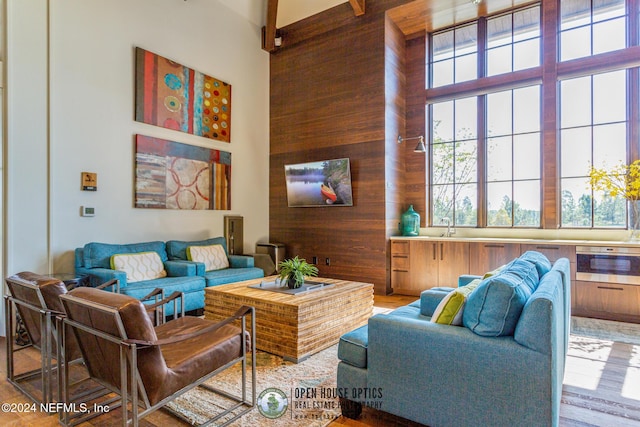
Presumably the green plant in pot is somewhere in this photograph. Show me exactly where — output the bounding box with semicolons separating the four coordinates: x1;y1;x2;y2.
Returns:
278;256;319;289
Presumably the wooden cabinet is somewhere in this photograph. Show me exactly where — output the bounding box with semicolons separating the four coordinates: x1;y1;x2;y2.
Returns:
520;243;576;282
392;239;469;296
469;242;521;275
573;280;640;323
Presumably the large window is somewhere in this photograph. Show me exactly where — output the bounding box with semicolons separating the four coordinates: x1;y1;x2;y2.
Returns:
558;0;631;228
428;5;542;228
431;97;478;226
486;86;541;227
425;0;640;230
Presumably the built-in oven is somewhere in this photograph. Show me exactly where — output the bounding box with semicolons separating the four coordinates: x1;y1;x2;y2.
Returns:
576;246;640;285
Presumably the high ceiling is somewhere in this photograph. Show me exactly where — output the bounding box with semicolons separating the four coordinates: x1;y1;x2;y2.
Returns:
220;0;539;38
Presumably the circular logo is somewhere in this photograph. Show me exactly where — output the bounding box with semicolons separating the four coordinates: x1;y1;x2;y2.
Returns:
257;387;288;419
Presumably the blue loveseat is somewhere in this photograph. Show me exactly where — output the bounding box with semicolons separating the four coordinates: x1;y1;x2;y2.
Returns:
74;238;264;314
337;251;571;427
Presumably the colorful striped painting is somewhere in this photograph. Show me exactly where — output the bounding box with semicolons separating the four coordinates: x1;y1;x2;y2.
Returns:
135;47;232;143
135;135;231;210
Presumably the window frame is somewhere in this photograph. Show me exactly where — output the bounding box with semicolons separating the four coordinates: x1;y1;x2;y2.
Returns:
422;0;640;230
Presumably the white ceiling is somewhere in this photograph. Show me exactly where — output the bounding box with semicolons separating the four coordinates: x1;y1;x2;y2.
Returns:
276;0;348;27
216;0;348;28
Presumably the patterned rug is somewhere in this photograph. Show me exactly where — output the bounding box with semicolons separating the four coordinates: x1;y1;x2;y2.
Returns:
166;345;341;426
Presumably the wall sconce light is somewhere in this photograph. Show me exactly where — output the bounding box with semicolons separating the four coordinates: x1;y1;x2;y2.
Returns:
397;135;426;153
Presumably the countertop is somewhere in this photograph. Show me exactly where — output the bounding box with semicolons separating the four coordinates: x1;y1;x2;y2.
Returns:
389;235;640;248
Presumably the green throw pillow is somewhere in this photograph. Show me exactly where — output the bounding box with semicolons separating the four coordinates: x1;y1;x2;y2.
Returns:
431;279;481;325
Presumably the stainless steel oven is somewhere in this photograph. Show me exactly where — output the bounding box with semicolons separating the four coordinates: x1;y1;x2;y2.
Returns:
576;246;640;285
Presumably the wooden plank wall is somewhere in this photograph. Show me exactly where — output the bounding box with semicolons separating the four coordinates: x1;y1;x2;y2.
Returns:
270;0;411;294
383;15;407;294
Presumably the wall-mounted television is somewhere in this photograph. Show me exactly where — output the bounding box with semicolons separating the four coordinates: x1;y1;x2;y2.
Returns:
284;158;354;207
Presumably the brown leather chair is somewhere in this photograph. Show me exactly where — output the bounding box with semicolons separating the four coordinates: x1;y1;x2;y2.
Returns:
4;272;87;405
59;286;256;427
4;272;176;407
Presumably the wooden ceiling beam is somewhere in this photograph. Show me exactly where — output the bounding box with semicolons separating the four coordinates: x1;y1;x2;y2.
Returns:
262;0;279;52
349;0;365;16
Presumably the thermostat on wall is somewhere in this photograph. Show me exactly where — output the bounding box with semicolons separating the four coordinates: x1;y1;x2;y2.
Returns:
80;206;95;217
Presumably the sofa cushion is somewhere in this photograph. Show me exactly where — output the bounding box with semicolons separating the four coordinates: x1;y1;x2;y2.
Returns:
83;241;167;269
519;251;552;277
203;268;264;287
431;279;481;325
187;244;229;271
463;258;539;337
110;252;167;283
338;325;369;368
166;237;227;261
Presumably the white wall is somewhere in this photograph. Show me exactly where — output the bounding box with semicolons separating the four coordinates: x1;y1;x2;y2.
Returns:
3;0;270;334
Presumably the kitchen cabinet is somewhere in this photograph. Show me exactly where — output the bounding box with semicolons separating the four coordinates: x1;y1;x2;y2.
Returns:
468;242;521;275
573;280;640;323
392;239;469;296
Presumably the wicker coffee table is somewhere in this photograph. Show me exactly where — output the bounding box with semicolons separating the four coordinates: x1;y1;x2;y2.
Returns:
204;276;374;362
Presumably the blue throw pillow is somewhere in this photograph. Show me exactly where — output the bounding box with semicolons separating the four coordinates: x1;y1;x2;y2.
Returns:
519;251;552;277
463;259;539;337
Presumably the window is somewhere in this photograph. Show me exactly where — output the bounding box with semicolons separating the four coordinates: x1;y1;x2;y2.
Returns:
431;24;478;87
428;5;542;228
431;97;478;226
424;1;640;230
560;0;627;61
487;86;541;227
487;7;541;76
560;70;628;227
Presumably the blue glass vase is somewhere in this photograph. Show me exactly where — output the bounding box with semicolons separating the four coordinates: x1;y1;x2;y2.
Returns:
401;205;420;236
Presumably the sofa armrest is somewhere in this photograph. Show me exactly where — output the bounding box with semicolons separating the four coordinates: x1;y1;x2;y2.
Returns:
458;274;481;287
366;314;557;427
76;267;127;289
228;254;255;268
164;260;197;277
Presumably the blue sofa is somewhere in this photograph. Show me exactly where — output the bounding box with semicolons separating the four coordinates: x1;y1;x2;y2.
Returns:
165;237;264;286
337;251;571;427
74;238;264;314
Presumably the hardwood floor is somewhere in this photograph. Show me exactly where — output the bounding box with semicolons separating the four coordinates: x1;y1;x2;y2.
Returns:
1;294;638;426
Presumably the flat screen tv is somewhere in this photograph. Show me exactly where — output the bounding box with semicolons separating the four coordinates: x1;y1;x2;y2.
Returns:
284;158;354;207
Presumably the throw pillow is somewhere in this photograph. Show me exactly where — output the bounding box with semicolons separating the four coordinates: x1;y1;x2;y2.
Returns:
110;252;167;283
482;264;507;279
187;244;229;271
519;250;552;277
463;258;539;337
431;279;481;325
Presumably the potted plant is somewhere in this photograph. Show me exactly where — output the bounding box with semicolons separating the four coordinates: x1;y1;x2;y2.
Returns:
278;256;319;289
589;159;640;240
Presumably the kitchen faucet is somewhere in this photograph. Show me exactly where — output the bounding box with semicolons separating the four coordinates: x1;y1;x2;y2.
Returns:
441;218;455;237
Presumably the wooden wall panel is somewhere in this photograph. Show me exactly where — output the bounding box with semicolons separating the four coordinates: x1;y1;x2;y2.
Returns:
405;36;427;226
383;15;407;294
270;0;410;294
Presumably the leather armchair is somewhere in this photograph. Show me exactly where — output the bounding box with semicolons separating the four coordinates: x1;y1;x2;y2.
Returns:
4;272;176;407
59;286;256;427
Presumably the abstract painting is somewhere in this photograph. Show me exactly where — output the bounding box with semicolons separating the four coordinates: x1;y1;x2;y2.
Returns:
135;47;232;143
135;135;231;210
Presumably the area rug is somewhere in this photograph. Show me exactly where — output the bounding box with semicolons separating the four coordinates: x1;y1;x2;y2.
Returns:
166;345;341;426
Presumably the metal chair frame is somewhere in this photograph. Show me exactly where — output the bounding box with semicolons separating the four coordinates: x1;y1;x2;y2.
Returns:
4;282;107;409
59;294;256;427
4;274;181;410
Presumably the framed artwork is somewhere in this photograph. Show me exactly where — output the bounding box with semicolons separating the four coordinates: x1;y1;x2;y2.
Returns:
135;135;231;210
135;47;232;143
